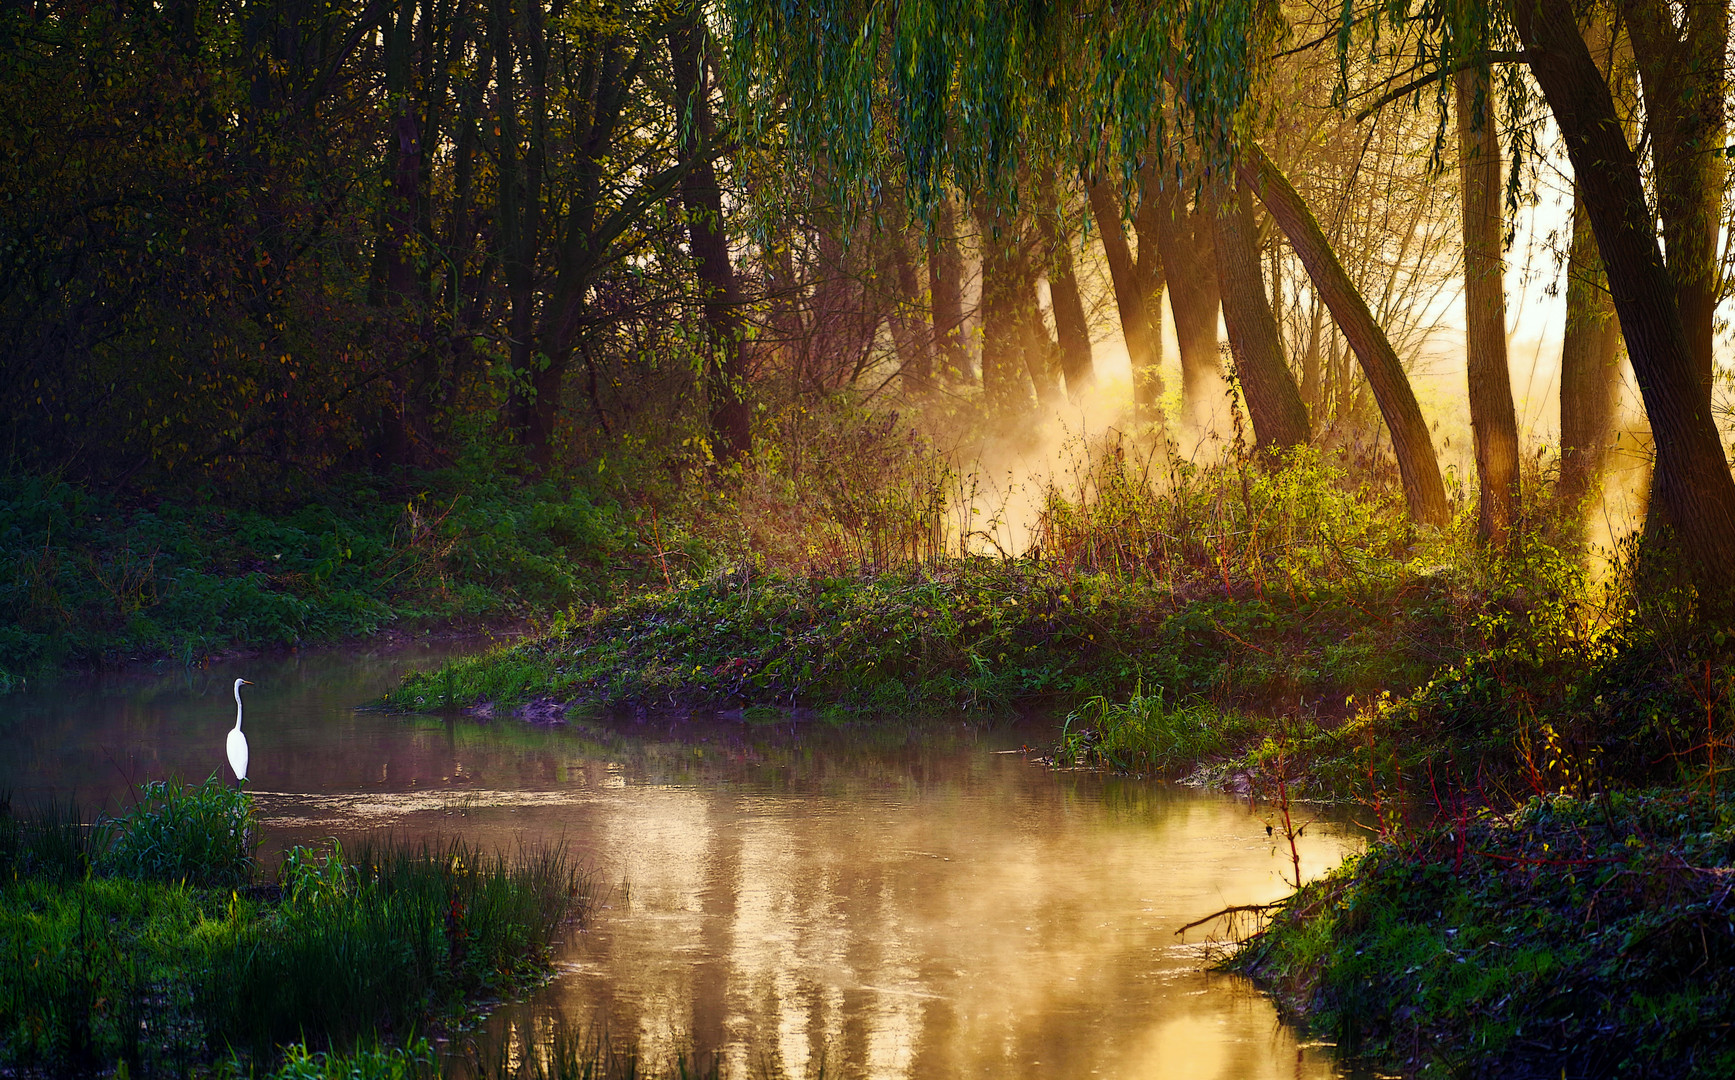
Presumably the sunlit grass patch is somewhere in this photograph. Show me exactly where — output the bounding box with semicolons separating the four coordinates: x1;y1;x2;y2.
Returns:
386;555;1464;718
1054;687;1260;773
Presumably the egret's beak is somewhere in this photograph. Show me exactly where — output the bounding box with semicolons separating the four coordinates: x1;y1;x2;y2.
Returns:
241;679;253;685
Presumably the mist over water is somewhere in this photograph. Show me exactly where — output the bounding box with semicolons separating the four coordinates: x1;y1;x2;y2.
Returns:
0;644;1364;1080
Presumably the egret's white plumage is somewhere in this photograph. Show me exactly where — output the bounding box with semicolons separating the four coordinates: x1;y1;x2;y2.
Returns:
227;678;252;783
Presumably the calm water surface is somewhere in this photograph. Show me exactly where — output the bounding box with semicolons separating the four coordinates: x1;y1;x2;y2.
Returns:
0;643;1363;1080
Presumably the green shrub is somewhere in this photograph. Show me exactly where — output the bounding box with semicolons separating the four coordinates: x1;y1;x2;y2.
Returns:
100;776;257;886
1234;788;1735;1078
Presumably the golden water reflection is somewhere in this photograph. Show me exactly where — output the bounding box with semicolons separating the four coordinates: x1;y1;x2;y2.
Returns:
1;651;1360;1079
442;750;1359;1080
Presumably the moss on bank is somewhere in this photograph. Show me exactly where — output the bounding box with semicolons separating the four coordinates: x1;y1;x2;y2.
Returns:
384;558;1466;716
1232;787;1735;1078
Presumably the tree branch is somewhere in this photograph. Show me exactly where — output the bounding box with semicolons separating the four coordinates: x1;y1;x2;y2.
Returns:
1354;52;1529;123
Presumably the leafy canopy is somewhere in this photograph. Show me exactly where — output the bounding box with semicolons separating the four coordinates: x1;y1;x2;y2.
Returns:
723;0;1281;213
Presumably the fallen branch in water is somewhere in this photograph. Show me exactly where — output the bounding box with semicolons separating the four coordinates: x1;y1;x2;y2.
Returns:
1175;900;1287;938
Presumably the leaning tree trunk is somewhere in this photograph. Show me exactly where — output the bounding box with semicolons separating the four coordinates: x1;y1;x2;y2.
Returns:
1512;0;1735;605
671;9;750;461
1240;142;1451;526
1211;178;1310;451
1458;62;1522;545
1625;0;1726;401
1086;175;1163;420
1558;12;1631;513
1558;186;1624;510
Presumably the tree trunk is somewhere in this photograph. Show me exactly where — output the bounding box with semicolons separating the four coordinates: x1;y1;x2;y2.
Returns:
928;197;969;383
1299;300;1325;416
1513;0;1735;602
881;226;932;395
1038;176;1095;400
974;201;1036;418
1457;63;1522;545
490;0;546;450
1021;279;1063;408
1240;142;1451;526
1622;0;1726;399
671;9;750;461
1086;175;1163;419
1146;179;1222;423
1558;185;1624;509
1211;178;1311;451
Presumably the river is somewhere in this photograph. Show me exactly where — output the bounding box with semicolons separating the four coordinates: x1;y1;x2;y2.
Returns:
0;641;1364;1080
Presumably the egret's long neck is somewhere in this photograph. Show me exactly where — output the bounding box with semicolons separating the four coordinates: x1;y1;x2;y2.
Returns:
234;687;244;731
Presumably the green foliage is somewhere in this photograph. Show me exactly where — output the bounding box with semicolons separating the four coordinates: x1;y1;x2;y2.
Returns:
389;554;1459;717
279;840;356;910
0;829;587;1075
99;776;258;887
1234;788;1735;1078
204;839;584;1061
1034;443;1413;596
725;0;1269;214
0;794;97;882
265;1039;438;1080
1056;687;1258;772
0;466;647;683
386;449;1470;717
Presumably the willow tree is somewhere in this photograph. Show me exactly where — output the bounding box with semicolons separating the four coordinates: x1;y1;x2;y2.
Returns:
1344;0;1735;602
725;0;1452;526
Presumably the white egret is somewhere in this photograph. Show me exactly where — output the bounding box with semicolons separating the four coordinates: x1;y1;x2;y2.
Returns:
228;678;253;784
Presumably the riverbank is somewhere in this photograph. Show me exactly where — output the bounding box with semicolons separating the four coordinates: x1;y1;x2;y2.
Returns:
0;778;586;1076
1232;785;1735;1078
0;466;653;689
381;556;1468;719
1192;615;1735;1077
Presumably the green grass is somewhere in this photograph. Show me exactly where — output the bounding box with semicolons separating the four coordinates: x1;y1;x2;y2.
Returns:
0;789;589;1076
1054;686;1260;772
262;1039;438;1080
99;776;259;886
0;461;651;685
1232;787;1735;1078
385;557;1465;718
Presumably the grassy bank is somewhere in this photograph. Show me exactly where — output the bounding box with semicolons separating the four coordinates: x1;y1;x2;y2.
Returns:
0;463;652;687
383;556;1466;717
1232;786;1735;1078
0;778;587;1076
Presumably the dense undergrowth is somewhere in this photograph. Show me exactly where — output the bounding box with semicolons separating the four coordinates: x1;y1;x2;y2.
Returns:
1233;787;1735;1079
385;446;1480;717
1207;590;1735;1077
0;459;652;687
386;558;1464;717
0;777;587;1077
